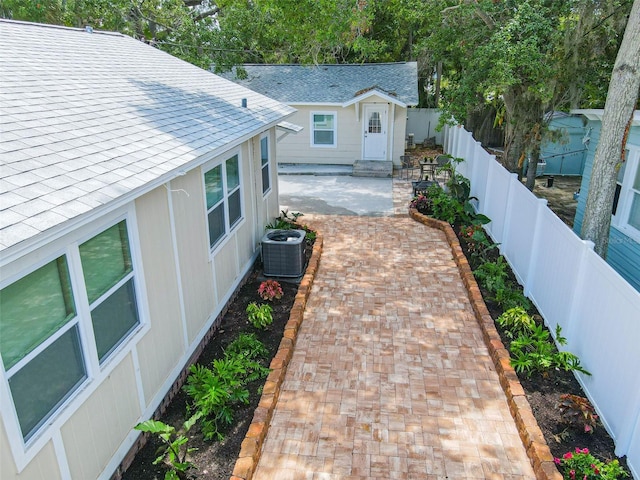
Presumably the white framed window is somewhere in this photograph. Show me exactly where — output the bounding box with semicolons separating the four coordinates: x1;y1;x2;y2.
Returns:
311;111;337;147
204;152;243;249
0;219;141;443
260;135;271;195
612;147;640;242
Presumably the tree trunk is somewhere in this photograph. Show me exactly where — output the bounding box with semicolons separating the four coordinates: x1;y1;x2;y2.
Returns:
434;61;442;108
580;0;640;258
525;135;541;191
503;86;544;189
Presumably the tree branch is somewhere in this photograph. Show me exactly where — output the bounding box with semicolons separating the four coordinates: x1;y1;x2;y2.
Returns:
442;0;495;29
193;6;219;22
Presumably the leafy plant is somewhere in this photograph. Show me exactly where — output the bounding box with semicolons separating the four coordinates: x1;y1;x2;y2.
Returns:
496;307;535;339
510;324;590;378
134;412;202;480
265;209;304;230
555;447;628;479
246;302;273;329
493;284;532;312
184;335;269;441
459;224;499;265
409;194;432;214
225;332;269;360
557;394;599;434
473;257;509;294
258;279;283;301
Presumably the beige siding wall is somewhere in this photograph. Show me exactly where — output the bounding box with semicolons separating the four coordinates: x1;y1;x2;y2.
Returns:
170;169;215;343
61;354;140;480
278;101;407;165
213;236;239;302
0;418;61;480
277;105;360;165
392;105;408;165
134;187;185;403
1;133;277;480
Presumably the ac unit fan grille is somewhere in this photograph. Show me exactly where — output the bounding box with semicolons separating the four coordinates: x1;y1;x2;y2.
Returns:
261;229;306;277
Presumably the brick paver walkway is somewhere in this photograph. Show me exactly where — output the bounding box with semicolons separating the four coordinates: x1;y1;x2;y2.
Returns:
253;212;535;479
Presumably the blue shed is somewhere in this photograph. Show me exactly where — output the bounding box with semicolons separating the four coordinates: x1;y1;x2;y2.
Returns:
540;112;590;176
572;109;640;292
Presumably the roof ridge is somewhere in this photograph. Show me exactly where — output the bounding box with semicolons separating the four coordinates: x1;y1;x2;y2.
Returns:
241;62;415;67
0;18;125;37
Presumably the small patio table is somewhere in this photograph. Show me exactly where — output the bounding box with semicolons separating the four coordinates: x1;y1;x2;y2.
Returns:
419;158;438;180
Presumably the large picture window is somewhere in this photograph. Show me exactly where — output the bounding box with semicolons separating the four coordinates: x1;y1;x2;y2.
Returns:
311;112;337;147
260;136;271;195
204;153;243;248
0;219;141;442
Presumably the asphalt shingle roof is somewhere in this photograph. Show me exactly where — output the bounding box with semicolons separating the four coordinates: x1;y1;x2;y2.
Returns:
220;62;419;105
0;20;295;253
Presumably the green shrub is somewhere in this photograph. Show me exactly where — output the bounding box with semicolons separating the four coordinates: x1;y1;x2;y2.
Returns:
473;257;508;294
134;412;202;480
493;284;532;312
510;324;590;378
184;335;269;441
225;333;269;360
496;307;535;339
246;302;273;329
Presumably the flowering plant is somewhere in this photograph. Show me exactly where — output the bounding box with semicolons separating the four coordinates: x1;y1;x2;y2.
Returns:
555;447;628;479
258;280;283;301
409;194;432;214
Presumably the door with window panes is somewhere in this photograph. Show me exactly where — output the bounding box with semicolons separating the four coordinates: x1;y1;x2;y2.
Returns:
362;104;387;160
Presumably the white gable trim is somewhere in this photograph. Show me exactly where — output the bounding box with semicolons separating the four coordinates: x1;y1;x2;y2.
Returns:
342;89;408;108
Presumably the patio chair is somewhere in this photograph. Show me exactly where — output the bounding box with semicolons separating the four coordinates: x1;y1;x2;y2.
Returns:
400;155;418;180
435;154;451;182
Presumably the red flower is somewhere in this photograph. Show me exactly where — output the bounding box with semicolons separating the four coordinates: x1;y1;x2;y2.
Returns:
563;452;573;459
569;469;576;480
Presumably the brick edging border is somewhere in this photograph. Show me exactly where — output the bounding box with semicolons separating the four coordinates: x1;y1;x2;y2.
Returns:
230;232;324;480
409;208;562;480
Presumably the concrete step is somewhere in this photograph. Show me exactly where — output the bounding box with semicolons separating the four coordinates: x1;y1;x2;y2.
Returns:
352;160;393;178
278;164;353;176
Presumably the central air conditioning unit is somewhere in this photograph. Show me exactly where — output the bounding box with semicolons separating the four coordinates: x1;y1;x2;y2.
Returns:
261;229;306;277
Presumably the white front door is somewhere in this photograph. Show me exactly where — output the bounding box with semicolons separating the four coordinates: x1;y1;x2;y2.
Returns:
363;104;388;160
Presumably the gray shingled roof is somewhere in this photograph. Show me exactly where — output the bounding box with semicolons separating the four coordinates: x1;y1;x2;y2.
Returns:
0;20;295;254
220;63;419;105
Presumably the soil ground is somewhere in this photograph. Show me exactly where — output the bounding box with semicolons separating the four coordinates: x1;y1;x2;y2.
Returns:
455;223;631;475
122;267;299;480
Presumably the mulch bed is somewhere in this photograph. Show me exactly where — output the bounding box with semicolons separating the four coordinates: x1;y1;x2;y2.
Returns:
453;222;631;474
121;264;302;480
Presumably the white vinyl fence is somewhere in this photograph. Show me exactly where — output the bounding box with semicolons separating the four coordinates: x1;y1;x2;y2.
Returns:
443;125;640;479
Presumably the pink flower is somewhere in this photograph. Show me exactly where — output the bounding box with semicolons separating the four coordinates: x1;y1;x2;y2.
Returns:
563;452;573;459
569;469;576;480
554;457;561;465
